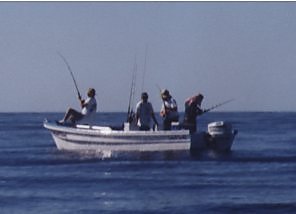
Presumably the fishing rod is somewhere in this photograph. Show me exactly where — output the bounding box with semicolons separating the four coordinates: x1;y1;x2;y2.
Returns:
141;45;148;92
203;99;235;113
57;52;82;100
127;56;137;122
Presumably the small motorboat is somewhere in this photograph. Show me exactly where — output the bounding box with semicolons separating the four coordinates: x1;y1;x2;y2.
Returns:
43;121;191;152
43;120;237;154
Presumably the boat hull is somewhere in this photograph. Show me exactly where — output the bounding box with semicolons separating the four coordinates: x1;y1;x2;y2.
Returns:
44;122;191;152
44;121;237;154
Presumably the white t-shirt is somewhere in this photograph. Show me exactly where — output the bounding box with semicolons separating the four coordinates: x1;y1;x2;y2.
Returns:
78;97;97;125
136;101;154;127
81;97;97;116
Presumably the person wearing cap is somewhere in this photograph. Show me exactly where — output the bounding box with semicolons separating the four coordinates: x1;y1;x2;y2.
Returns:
182;93;204;134
59;88;97;125
135;92;158;131
160;89;179;130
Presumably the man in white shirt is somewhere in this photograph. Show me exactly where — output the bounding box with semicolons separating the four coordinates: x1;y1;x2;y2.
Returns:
59;88;97;125
135;92;158;131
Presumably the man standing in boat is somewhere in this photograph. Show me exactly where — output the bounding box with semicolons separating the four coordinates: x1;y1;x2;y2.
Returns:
135;92;158;131
182;93;204;134
160;89;179;130
59;88;97;125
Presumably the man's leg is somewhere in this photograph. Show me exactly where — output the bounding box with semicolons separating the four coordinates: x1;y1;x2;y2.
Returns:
163;117;172;130
61;108;83;123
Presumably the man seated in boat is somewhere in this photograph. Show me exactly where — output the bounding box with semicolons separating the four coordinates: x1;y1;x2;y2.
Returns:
135;92;158;131
182;93;204;134
58;88;97;125
160;89;179;130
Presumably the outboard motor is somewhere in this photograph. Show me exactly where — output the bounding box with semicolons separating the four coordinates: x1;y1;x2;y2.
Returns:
190;121;238;152
207;121;238;151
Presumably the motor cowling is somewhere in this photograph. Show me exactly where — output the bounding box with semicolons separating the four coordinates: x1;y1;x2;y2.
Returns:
208;121;233;137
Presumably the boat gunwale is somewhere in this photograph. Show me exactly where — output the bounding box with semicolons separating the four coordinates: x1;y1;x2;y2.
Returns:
43;121;190;137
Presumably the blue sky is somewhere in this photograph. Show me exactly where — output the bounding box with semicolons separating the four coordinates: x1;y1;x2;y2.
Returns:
0;2;296;112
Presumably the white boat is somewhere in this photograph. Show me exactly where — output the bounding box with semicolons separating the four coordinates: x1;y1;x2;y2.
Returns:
43;121;191;152
43;120;237;154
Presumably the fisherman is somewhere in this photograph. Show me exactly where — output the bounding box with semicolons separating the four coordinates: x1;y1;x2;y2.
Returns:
182;93;204;134
58;88;97;125
135;92;158;131
160;89;179;130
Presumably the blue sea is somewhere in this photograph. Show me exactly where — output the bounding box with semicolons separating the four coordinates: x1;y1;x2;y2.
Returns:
1;112;296;213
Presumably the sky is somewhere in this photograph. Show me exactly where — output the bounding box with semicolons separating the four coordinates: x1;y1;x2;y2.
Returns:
1;2;296;112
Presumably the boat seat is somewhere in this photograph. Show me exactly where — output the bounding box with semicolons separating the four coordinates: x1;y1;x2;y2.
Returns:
76;124;90;129
92;126;112;132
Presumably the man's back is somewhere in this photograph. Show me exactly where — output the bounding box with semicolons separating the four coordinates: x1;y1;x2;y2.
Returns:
136;101;154;128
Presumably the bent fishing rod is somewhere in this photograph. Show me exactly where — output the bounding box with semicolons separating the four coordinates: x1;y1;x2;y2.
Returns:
57;52;82;100
203;99;235;113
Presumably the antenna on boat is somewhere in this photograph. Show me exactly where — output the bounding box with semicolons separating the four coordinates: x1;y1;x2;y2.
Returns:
57;52;82;100
203;99;235;113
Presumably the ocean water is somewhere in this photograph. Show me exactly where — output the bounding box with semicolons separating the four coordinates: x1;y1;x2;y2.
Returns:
0;112;296;213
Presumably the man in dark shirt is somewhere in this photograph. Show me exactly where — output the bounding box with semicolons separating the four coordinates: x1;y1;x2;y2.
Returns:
183;94;204;134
